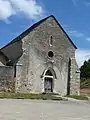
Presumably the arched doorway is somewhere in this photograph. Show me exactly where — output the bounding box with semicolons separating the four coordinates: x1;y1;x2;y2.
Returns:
44;69;54;93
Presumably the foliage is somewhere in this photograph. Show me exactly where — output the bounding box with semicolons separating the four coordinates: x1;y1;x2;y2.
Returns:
80;59;90;78
80;59;90;88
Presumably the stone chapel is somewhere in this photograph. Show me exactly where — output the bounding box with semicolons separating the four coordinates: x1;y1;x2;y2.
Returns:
0;15;80;95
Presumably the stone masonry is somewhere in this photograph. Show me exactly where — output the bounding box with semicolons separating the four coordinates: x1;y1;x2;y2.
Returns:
0;15;80;95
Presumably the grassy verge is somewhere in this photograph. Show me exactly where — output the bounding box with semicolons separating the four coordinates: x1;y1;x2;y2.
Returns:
65;95;88;100
0;92;66;101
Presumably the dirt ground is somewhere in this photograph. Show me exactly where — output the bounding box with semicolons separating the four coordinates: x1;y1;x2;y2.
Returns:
80;88;90;95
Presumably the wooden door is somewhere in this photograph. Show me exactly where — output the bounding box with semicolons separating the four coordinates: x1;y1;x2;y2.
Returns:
44;77;53;93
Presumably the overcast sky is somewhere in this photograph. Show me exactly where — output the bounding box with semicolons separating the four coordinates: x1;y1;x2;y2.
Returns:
0;0;90;67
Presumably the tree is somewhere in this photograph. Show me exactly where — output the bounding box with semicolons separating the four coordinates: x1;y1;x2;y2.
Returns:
80;59;90;88
80;59;90;78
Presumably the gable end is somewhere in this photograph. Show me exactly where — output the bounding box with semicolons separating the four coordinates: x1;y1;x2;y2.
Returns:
1;15;77;50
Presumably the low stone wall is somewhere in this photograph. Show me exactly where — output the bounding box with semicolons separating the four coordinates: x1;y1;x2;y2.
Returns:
0;66;15;92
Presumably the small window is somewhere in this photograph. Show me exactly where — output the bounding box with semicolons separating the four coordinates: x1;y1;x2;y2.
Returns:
48;51;54;58
49;36;53;46
45;70;53;76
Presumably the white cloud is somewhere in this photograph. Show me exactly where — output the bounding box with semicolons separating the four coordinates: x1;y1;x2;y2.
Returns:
86;37;90;41
85;2;90;7
0;0;44;22
72;0;77;6
63;24;68;28
0;0;15;21
75;49;90;67
68;30;84;37
67;29;90;42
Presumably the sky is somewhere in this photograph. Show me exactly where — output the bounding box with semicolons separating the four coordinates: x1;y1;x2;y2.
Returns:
0;0;90;67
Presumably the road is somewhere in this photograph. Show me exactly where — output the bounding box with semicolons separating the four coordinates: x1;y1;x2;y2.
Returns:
0;99;90;120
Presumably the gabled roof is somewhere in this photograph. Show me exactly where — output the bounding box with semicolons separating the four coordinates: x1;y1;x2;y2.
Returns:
1;15;77;50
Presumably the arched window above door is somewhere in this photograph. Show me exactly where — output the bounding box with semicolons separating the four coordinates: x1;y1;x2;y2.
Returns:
45;70;53;76
43;68;57;79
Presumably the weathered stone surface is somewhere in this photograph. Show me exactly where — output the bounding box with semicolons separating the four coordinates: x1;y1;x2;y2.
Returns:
70;58;80;95
15;16;80;95
0;16;80;95
0;66;15;92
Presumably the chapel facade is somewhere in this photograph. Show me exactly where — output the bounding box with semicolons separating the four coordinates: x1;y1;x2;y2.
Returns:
0;15;80;95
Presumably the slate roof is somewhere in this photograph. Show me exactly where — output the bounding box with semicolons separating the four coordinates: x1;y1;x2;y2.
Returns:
0;50;9;61
1;15;77;50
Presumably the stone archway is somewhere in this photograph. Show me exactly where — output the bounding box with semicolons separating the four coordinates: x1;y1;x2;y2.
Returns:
44;68;56;93
41;67;57;93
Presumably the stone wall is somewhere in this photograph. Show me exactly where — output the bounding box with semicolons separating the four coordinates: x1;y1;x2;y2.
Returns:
0;66;15;92
1;16;80;95
15;16;77;95
70;58;80;95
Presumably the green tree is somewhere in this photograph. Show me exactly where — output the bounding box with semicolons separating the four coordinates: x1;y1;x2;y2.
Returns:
80;59;90;88
80;59;90;78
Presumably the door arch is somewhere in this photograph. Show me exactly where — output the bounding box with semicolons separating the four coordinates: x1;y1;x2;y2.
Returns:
44;68;56;93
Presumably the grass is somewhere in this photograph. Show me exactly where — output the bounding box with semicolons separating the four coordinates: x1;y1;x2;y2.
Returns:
0;92;88;101
65;95;89;100
0;92;66;101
